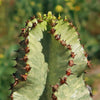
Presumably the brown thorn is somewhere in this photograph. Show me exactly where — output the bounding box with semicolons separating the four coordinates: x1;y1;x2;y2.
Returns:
20;56;28;62
71;52;76;58
51;84;59;92
66;44;72;50
82;45;84;48
25;20;29;26
87;60;92;69
55;34;61;40
69;22;74;27
84;51;88;57
60;77;67;85
24;64;31;72
77;32;80;36
25;47;30;54
10;78;19;90
49;28;56;34
21;28;26;32
23;32;29;38
10;93;13;100
13;79;19;87
60;40;66;46
51;23;57;27
19;27;27;37
19;39;29;46
68;60;75;67
21;74;27;81
25;39;29;45
30;16;35;20
51;94;57;100
37;19;43;23
66;69;72;76
32;22;37;28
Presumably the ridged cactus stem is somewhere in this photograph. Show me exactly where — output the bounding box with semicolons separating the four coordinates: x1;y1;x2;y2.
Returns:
10;12;92;100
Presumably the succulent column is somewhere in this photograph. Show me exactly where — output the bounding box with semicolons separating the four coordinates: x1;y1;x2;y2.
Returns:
10;12;92;100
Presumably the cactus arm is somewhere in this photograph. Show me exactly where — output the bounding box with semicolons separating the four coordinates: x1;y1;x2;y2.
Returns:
50;19;92;100
55;75;92;100
40;16;92;100
54;19;87;75
40;31;72;100
11;12;92;100
12;20;48;100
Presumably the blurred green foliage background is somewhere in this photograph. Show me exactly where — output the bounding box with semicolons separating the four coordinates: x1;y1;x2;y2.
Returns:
0;0;100;100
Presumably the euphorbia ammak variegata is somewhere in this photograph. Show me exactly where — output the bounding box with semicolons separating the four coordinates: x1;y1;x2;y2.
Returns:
10;12;93;100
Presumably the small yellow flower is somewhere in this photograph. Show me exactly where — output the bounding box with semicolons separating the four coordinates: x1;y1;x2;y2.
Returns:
74;6;80;11
66;2;74;10
0;54;4;58
30;1;35;6
55;5;63;13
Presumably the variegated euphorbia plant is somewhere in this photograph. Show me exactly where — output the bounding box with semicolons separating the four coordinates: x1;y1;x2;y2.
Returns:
10;12;93;100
